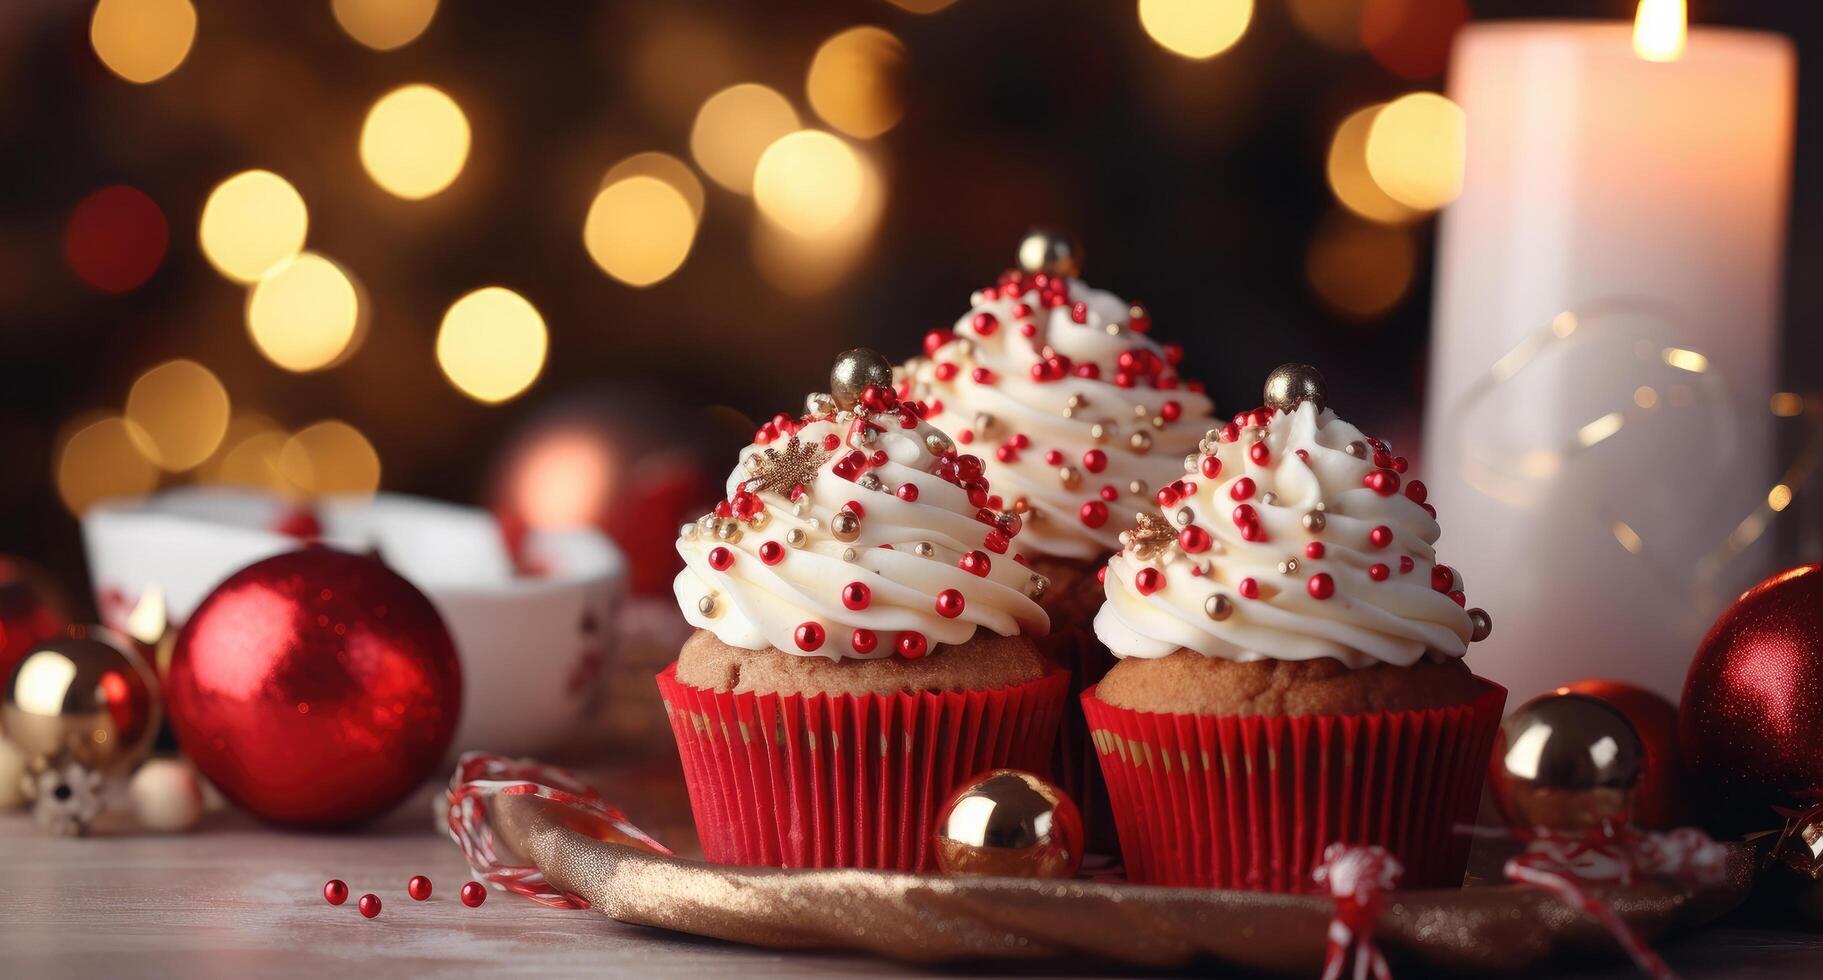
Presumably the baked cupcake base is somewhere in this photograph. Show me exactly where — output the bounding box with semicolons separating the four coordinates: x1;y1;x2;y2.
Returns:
659;631;1070;871
1028;554;1120;857
1083;654;1505;892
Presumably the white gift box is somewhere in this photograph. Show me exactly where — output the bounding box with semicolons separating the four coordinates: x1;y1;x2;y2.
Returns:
81;488;625;757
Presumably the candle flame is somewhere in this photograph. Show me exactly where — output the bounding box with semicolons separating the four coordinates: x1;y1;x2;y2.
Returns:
1633;0;1687;62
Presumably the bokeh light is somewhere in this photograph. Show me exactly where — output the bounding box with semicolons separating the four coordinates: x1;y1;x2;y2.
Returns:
502;427;616;528
1305;213;1416;319
359;84;471;200
201;414;288;490
806;27;907;140
1361;0;1468;81
279;421;381;496
690;84;799;194
1634;0;1687;63
1326;105;1415;224
602;152;705;221
437;287;548;404
56;416;160;514
198;170;309;283
90;0;196;84
124;359;231;472
246;252;365;373
584;176;698;288
1289;0;1364;52
63;185;167;294
1137;0;1252;60
332;0;439;51
1364;92;1465;211
752;150;886;296
884;0;958;11
753;130;865;237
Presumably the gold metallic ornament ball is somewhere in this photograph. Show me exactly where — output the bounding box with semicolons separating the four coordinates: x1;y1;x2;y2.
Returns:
0;625;160;775
1262;363;1328;414
1016;229;1083;279
934;768;1083;879
1489;691;1643;838
829;348;894;410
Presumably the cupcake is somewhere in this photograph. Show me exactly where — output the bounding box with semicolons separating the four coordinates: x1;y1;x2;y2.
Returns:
658;349;1066;871
899;233;1218;847
1083;364;1505;892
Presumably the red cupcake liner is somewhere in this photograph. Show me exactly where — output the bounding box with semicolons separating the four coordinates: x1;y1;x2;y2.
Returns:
656;662;1070;871
1082;676;1506;892
1041;622;1120;857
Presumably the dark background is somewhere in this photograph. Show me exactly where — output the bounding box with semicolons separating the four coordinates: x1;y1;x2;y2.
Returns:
2;0;1818;606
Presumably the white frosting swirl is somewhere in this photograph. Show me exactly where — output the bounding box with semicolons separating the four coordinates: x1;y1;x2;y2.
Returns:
901;272;1216;561
674;401;1050;660
1093;401;1472;668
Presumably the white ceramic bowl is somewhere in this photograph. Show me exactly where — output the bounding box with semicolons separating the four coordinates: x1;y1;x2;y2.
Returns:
81;488;625;757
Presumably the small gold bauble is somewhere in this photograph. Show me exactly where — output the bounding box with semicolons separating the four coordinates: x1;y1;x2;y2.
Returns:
1027;575;1049;601
1058;466;1081;490
1262;363;1328;414
831;511;861;542
805;392;838;417
1490;692;1643;838
912;541;934;558
1204;594;1233;620
1128;480;1148;497
1343;441;1366;458
785;529;807;548
829;348;895;410
1301;511;1326;532
1468;607;1493;643
924;431;954;455
0;625;160;776
696;595;718;617
1128;431;1152;454
1016;230;1083;279
973;413;997;437
934;769;1082;879
1089;423;1111;443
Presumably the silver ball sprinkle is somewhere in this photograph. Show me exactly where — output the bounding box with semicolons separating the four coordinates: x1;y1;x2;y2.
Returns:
1302;511;1326;532
1129;431;1153;454
913;541;934;558
1090;422;1111;442
785;528;807;548
681;523;699;539
1129;479;1148;497
1028;574;1050;601
1204;594;1233;620
1469;607;1493;642
858;474;884;491
1016;229;1083;279
829;348;895;410
749;510;770;530
1343;441;1367;458
841;547;858;562
715;521;742;542
1262;363;1328;414
831;511;861;541
1278;558;1299;575
925;431;954;455
974;413;997;437
1058;466;1082;490
697;595;718;617
1175;508;1194;526
805;392;838;417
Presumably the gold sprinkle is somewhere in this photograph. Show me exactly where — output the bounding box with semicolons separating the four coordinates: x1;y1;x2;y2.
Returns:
1059;466;1082;489
1302;511;1326;532
697;594;718;617
1129;431;1153;454
1128;479;1148;497
1204;594;1233;620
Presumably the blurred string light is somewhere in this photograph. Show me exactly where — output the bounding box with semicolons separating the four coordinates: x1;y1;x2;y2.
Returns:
584;175;698;288
753;130;865;237
690;84;799;194
436;287;548;404
1326;105;1415;224
1305;212;1415;319
360;84;470;200
89;0;196;84
1137;0;1253;60
884;0;958;11
198;170;309;283
245;252;366;372
1361;0;1468;80
1364;92;1465;211
56;416;159;514
806;27;907;140
1634;0;1687;63
1288;0;1364;52
279;421;381;496
63;185;167;293
124;359;231;471
332;0;439;51
202;414;286;489
752;150;886;297
603;152;705;220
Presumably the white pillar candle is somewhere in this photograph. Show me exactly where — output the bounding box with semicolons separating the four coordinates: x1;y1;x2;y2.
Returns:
1424;17;1795;703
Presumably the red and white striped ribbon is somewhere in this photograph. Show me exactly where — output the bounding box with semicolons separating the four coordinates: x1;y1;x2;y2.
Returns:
445;752;672;909
1312;843;1402;980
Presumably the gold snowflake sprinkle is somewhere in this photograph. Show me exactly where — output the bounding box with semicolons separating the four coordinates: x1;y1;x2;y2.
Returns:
743;436;830;497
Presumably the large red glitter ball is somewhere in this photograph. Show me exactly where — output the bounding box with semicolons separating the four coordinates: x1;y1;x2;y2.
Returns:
0;557;70;682
1560;679;1685;830
166;549;461;827
1681;564;1823;836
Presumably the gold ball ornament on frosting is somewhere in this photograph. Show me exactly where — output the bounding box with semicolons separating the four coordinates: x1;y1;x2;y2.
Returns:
1489;691;1643;839
0;625;160;777
934;769;1083;879
1262;363;1329;414
1016;229;1083;279
828;347;895;410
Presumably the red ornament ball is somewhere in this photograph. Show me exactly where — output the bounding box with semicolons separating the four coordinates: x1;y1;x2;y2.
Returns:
165;549;462;828
460;881;487;907
358;894;382;919
1559;679;1685;830
323;879;349;906
408;875;432;901
1681;564;1823;835
0;556;70;682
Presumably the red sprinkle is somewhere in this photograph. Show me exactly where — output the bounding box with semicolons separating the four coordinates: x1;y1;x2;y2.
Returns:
935;589;965;618
896;483;920;502
324;880;349;906
1249;443;1271;466
1096;566;1108;584
1079;501;1109;528
1405;480;1428;504
460;882;486;908
1200;455;1223;479
971;367;995;384
972;312;999;335
707;546;733;571
1399;556;1415;574
409;876;432;902
1304;542;1325;559
759;541;784;565
1368;563;1390;582
1307;573;1335;599
1368;526;1393;549
934;362;959;381
1135;568;1165;595
795;622;826;651
842;582;871;610
851;628;877;654
1364;470;1401;496
959;551;991;576
1448;590;1466;606
1179;526;1212;553
1082;449;1108;473
1044;449;1064;466
1230;477;1256;501
1432;565;1454;592
1238;577;1260;599
1160;401;1182;422
358;894;382;919
1099;485;1118;501
897;631;928;658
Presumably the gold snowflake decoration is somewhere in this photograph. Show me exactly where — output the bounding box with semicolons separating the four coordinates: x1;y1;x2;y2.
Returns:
1120;511;1176;561
742;436;830;497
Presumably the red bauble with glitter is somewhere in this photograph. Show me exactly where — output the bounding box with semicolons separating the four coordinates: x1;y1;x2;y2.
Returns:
1681;564;1823;836
0;556;70;681
1560;679;1685;829
166;549;462;828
